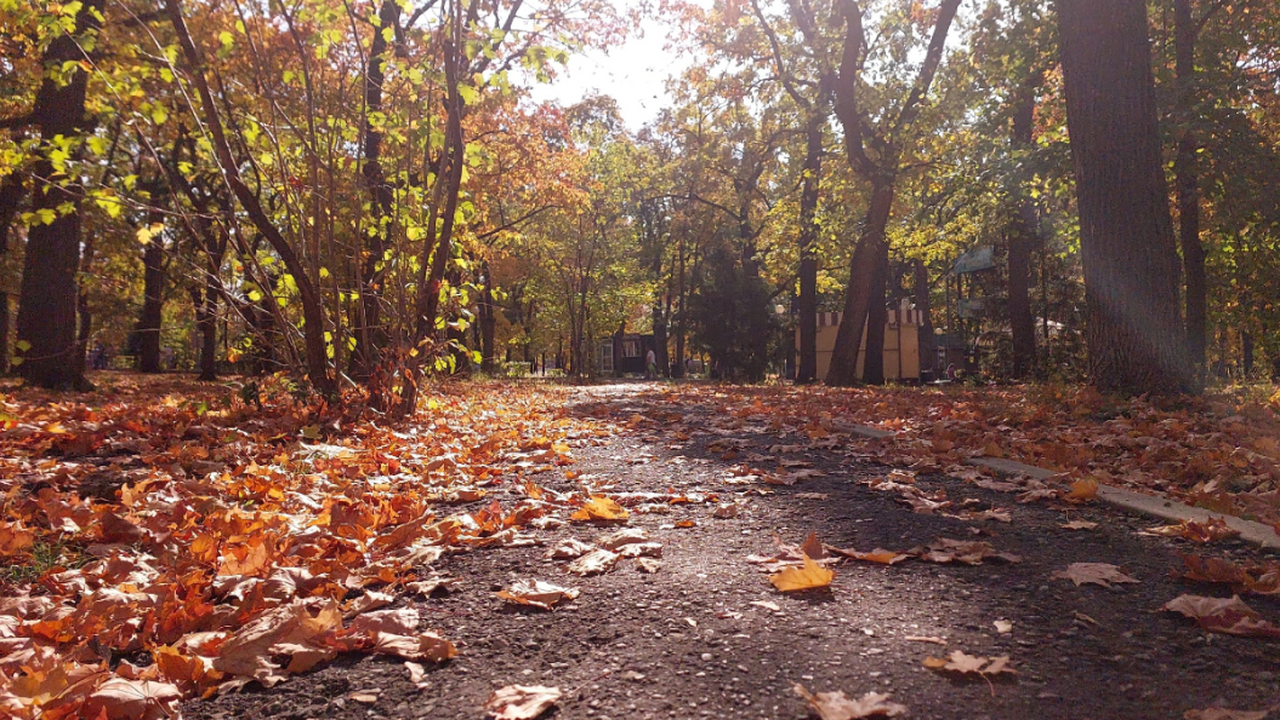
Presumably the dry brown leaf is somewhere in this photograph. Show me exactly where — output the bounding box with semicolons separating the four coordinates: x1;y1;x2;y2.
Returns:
750;600;782;611
370;630;458;661
544;538;595;559
348;607;420;636
1163;594;1280;638
793;683;907;718
1060;520;1098;531
914;538;1022;565
770;554;834;592
82;678;182;720
993;620;1013;634
825;546;910;565
496;580;581;610
635;557;662;573
566;548;620;576
1065;477;1100;502
483;684;562;720
1050;563;1140;588
924;650;1016;686
570;496;629;523
800;532;828;560
904;635;948;645
1147;518;1240;543
1183;708;1272;720
404;661;430;690
597;527;649;550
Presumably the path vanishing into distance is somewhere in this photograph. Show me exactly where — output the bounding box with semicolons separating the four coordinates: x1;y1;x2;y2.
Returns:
181;383;1280;720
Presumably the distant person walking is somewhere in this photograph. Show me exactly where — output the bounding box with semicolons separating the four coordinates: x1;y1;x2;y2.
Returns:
645;348;657;380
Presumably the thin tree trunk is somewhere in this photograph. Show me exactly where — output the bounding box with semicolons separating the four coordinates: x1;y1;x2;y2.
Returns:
1008;75;1041;379
1057;0;1193;395
914;259;935;376
863;236;889;385
15;0;103;390
1242;332;1254;377
165;0;335;397
1175;0;1206;388
797;111;823;383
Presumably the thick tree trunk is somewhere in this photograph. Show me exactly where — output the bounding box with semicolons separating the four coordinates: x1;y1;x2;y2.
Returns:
0;173;23;375
1057;0;1194;395
15;0;103;390
863;239;889;385
827;180;893;385
1174;0;1206;388
797;111;823;383
138;239;165;373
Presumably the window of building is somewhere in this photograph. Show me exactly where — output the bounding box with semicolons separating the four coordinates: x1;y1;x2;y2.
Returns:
622;339;641;358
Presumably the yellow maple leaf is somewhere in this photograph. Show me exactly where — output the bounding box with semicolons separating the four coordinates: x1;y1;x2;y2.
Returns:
1065;476;1099;502
570;496;629;523
770;554;834;592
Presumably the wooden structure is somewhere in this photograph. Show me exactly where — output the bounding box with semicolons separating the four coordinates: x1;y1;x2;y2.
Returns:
800;301;924;382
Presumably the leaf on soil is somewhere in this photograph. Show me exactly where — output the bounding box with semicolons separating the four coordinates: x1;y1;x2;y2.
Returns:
569;496;629;523
923;651;1015;677
913;538;1022;565
993;620;1013;634
617;542;662;558
636;557;662;573
1050;563;1140;588
1178;554;1280;595
904;635;948;645
1065;477;1099;503
825;546;910;565
800;532;828;560
1060;520;1098;530
497;580;581;610
712;503;741;518
404;661;430;690
1162;594;1280;638
770;554;834;592
750;600;782;611
83;678;182;720
483;684;562;720
370;630;458;661
566;548;620;576
1183;708;1273;720
597;527;650;550
793;683;907;718
405;575;462;597
1146;518;1240;543
545;537;595;559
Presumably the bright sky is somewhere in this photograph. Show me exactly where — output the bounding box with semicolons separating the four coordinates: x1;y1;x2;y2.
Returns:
527;12;689;130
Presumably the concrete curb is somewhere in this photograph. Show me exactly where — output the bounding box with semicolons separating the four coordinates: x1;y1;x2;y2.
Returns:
966;457;1280;551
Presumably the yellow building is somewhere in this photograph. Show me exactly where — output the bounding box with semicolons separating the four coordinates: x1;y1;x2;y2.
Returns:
801;301;923;382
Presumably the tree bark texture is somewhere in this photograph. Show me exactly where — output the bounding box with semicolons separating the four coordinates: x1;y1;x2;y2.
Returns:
826;180;893;385
1057;0;1194;395
1008;76;1041;379
1174;0;1206;388
15;0;103;390
138;237;165;373
913;259;935;375
796;111;823;383
0;173;23;375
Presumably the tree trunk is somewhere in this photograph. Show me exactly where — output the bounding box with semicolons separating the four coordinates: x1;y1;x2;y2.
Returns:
165;0;335;397
1057;0;1194;395
479;265;497;374
138;238;165;373
862;237;889;385
1242;332;1254;377
0;173;23;375
797;111;823;383
1174;0;1206;388
914;259;935;376
827;179;893;385
351;0;401;380
1008;74;1042;379
15;0;103;390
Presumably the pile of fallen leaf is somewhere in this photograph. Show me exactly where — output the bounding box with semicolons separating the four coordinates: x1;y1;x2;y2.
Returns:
0;375;622;718
644;383;1280;527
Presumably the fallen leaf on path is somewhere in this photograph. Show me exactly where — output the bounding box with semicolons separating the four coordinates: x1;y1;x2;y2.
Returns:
770;554;834;592
1178;554;1280;595
597;527;649;550
712;503;740;518
801;532;828;560
924;651;1015;678
825;546;910;565
1065;477;1099;503
674;520;696;528
484;684;562;720
750;600;781;611
545;538;595;559
1051;563;1140;588
914;538;1021;565
1183;708;1272;720
793;683;907;718
1146;518;1240;543
635;557;662;573
82;678;183;720
904;635;947;645
1060;520;1098;530
369;631;458;661
1163;594;1280;638
405;575;462;597
566;548;620;576
404;661;430;690
570;496;629;523
993;620;1013;634
497;580;581;610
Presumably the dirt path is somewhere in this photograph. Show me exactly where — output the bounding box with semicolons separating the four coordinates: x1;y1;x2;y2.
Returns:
184;383;1280;720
